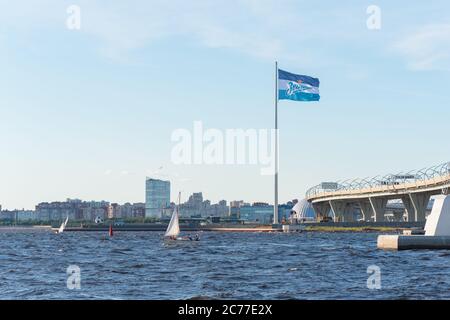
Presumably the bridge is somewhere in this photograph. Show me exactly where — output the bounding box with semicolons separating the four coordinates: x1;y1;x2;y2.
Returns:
306;162;450;222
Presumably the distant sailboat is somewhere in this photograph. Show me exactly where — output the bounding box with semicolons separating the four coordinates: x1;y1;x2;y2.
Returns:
164;193;181;240
57;216;69;234
164;192;200;241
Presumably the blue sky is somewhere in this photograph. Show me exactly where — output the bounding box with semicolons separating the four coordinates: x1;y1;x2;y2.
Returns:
1;0;450;209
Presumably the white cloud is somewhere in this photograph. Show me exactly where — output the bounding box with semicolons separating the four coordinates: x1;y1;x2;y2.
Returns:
0;0;388;69
0;0;304;63
80;0;290;61
393;24;450;71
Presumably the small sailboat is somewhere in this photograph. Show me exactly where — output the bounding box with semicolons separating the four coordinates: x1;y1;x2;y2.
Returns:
164;196;181;240
56;216;69;234
164;192;200;241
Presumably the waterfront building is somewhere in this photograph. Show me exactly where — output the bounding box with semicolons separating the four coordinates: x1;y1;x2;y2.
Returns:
145;178;170;218
17;210;35;221
179;192;203;217
111;203;120;218
238;201;294;224
35;199;110;222
131;203;146;218
78;201;110;221
188;192;203;207
0;210;35;223
218;200;227;207
290;199;316;223
177;192;228;217
240;203;272;223
35;200;80;221
116;202;146;219
239;202;294;224
206;202;229;217
229;200;244;219
31;199;147;222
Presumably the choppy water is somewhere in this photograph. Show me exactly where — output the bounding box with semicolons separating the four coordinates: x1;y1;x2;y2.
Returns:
1;229;450;299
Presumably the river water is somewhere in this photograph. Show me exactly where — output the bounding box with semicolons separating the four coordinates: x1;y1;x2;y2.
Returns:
1;229;449;299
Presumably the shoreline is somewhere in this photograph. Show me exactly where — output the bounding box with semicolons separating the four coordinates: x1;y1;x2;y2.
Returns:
0;224;412;233
304;226;406;233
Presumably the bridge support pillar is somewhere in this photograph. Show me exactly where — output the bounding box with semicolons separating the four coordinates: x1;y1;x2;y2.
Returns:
312;202;331;221
409;192;432;222
329;200;346;222
359;200;374;221
369;197;387;222
400;195;415;222
343;204;355;222
393;210;405;222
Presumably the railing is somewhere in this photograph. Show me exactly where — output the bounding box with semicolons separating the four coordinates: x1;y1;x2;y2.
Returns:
306;161;450;200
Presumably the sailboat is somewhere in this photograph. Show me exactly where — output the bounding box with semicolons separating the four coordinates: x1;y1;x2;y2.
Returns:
164;192;200;241
164;206;180;240
57;216;69;234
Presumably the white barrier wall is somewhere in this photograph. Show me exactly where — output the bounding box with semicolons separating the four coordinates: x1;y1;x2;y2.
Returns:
425;195;450;236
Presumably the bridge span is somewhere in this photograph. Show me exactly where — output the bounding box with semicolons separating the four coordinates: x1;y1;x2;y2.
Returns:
306;162;450;222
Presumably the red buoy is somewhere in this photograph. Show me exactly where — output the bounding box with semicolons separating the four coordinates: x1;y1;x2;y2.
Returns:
109;224;113;237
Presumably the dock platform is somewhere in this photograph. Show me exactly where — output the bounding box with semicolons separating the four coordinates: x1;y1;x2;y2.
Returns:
378;235;450;250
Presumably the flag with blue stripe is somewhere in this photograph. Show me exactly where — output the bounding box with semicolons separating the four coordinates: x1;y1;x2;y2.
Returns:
278;69;320;102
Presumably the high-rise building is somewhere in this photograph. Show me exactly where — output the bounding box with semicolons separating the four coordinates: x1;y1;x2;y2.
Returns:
218;200;227;207
145;178;170;218
229;200;244;219
240;203;273;224
178;193;228;217
188;192;203;208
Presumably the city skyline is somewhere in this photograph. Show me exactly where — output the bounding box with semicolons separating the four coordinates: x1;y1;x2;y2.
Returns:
2;1;450;210
0;180;296;211
0;188;300;225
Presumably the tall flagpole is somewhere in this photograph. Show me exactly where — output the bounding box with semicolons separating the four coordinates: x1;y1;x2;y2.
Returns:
274;61;278;225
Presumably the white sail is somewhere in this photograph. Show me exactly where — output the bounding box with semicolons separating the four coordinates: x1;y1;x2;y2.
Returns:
164;208;180;238
58;216;69;233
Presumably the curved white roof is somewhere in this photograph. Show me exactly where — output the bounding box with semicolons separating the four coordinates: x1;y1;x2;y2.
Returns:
291;199;316;218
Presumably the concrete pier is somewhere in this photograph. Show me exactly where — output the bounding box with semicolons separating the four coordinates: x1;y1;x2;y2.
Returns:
378;195;450;249
402;228;425;235
378;235;450;250
282;224;305;232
